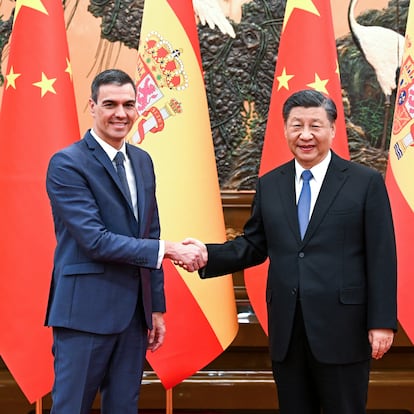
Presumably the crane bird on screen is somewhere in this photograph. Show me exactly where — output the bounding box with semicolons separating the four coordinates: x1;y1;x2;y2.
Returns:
348;0;405;149
193;0;236;38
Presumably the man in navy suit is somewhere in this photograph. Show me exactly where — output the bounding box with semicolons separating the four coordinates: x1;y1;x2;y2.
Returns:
186;90;397;413
45;69;206;414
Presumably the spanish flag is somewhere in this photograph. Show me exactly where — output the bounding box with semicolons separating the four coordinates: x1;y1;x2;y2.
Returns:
386;1;414;344
128;0;238;388
0;0;79;402
244;0;350;332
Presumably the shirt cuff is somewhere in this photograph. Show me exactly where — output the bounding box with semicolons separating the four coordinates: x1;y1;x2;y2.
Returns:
157;240;165;269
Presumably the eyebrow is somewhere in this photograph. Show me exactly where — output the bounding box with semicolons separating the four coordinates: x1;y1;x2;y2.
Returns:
100;99;136;105
289;117;324;123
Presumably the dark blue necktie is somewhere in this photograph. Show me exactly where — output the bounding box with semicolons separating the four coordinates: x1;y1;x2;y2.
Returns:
114;151;132;204
298;170;313;239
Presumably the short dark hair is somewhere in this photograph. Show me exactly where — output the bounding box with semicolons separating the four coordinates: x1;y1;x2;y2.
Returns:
91;69;136;103
282;90;337;123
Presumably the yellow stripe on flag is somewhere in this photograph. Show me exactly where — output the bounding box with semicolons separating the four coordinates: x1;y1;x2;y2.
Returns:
127;0;238;384
386;1;414;343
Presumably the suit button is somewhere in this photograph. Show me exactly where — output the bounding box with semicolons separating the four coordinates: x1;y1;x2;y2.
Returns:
299;252;305;258
291;288;297;295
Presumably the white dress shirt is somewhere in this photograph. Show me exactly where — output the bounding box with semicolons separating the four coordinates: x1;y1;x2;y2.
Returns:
90;129;164;268
295;150;331;220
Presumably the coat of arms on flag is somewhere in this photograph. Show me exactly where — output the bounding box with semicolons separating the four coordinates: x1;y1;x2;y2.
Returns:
130;31;187;145
392;55;414;158
389;41;414;212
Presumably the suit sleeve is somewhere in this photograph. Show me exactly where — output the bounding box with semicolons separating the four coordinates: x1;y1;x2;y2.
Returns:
365;171;397;331
46;149;160;268
200;185;268;278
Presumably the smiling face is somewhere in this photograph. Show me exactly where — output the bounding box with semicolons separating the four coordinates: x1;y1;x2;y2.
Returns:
89;82;138;149
284;106;336;169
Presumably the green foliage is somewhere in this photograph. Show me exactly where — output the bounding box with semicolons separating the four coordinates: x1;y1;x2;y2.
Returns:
0;11;14;86
352;99;387;147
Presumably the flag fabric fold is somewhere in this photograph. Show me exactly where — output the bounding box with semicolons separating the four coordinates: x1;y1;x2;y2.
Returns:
128;0;238;389
244;0;350;333
386;1;414;344
0;0;80;402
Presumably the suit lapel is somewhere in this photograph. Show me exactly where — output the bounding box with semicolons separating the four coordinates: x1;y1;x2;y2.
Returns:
84;132;137;223
277;161;300;239
126;144;146;232
303;153;349;243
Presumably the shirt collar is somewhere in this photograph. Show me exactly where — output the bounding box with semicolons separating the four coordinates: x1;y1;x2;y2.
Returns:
90;128;127;162
295;150;331;183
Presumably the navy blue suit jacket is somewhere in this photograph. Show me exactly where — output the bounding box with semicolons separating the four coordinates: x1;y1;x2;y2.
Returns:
45;131;165;334
202;152;397;364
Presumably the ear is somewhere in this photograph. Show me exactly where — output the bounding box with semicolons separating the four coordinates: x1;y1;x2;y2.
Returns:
330;121;336;138
132;107;139;122
88;98;96;116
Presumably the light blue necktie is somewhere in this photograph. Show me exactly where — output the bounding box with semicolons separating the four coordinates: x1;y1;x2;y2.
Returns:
114;151;132;204
298;170;313;239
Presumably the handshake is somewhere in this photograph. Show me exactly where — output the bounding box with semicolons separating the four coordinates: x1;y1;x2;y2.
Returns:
164;238;207;272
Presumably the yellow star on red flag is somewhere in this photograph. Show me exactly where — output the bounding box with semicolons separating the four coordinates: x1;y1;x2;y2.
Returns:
277;67;295;91
307;73;329;94
335;60;340;77
5;66;21;90
14;0;48;22
33;72;57;97
65;58;73;81
282;0;320;31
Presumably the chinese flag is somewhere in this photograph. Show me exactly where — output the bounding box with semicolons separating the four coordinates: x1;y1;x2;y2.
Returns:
386;1;414;344
0;0;80;402
244;0;350;333
127;0;238;388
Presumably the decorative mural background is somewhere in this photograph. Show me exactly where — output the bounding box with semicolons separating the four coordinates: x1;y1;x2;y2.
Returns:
0;0;408;189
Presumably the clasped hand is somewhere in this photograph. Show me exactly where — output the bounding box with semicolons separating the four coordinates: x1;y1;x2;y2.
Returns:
176;237;207;272
164;238;207;272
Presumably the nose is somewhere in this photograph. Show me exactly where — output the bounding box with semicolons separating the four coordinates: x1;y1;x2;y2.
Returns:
299;126;313;139
114;105;127;117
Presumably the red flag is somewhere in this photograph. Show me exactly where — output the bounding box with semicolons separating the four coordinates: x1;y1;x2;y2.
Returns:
127;0;238;388
0;0;80;402
244;0;350;333
386;1;414;343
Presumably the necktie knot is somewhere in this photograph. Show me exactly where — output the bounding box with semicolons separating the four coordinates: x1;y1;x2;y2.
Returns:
114;151;125;166
301;169;313;182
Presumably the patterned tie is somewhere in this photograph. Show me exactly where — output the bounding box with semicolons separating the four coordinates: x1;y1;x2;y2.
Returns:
298;170;313;239
114;151;132;204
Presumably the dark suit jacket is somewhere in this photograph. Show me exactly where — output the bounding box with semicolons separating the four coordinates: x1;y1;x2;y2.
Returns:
202;152;397;364
45;131;165;334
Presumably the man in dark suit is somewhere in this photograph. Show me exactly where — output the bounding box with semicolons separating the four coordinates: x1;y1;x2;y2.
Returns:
45;69;206;414
187;90;397;413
